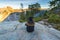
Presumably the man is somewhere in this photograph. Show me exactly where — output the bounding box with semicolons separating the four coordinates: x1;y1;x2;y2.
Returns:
25;17;35;32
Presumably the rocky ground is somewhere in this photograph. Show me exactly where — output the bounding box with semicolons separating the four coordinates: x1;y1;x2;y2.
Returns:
38;19;60;30
0;21;60;40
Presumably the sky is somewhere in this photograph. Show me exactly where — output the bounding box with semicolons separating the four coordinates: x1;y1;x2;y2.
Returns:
0;0;51;9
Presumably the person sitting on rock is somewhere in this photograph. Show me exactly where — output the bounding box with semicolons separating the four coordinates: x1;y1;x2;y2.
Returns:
25;17;35;32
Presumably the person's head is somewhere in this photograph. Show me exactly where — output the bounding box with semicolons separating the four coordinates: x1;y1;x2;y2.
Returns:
28;17;34;23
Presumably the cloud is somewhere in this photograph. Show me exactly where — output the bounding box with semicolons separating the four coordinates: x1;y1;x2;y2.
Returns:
0;0;39;1
0;0;50;9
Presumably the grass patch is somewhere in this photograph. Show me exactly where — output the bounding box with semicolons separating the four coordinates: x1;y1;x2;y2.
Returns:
48;14;60;24
19;19;26;22
34;17;43;22
19;17;43;22
54;24;60;31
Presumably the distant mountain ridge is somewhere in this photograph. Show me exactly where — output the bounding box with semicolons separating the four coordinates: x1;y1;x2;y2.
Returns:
0;6;23;13
0;6;48;22
0;6;48;13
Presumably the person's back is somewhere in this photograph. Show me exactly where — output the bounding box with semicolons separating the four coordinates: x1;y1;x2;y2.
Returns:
25;17;35;32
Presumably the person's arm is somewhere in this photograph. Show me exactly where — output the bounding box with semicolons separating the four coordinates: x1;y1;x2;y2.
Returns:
25;23;28;26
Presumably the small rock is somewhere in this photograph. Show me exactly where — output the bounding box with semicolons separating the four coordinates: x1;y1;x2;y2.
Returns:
38;21;44;24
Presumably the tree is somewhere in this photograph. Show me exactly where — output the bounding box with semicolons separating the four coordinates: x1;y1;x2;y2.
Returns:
49;0;60;8
49;0;60;15
29;3;41;10
19;3;25;22
21;3;23;9
27;3;41;17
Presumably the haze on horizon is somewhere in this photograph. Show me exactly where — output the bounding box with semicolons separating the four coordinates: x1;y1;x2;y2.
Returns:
0;0;51;9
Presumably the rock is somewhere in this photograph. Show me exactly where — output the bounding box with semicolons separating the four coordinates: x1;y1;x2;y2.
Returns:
38;21;44;24
48;25;52;28
0;21;60;40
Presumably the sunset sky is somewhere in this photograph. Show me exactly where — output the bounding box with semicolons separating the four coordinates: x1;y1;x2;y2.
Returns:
0;0;51;9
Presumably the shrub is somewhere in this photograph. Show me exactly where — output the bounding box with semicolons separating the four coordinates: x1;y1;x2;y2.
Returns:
54;24;60;31
48;14;60;24
19;19;26;22
34;17;43;22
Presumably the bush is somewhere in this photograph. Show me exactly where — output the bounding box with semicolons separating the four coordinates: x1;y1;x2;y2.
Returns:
54;24;60;31
43;11;50;19
34;17;43;22
19;19;26;22
19;17;43;22
48;14;60;24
